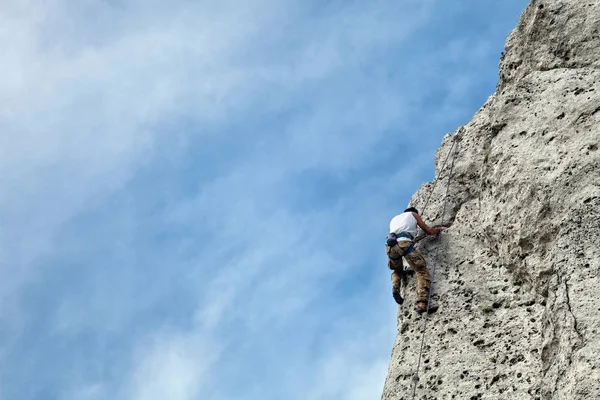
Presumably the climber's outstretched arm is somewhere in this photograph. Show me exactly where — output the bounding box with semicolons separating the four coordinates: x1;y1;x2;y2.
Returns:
413;212;446;236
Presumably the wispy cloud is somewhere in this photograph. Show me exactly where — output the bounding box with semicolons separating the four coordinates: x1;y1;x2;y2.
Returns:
0;0;527;399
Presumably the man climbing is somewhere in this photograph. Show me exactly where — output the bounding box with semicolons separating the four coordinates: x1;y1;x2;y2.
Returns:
386;207;446;313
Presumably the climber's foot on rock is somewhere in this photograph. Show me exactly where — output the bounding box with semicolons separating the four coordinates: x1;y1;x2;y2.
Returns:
416;301;438;314
392;288;404;305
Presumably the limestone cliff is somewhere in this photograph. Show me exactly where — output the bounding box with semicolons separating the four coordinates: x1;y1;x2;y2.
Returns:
381;1;600;399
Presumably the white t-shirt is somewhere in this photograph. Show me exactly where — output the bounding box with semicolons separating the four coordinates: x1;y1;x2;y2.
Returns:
389;212;418;241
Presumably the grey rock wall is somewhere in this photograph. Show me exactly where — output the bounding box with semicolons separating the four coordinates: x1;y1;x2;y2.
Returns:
381;1;600;399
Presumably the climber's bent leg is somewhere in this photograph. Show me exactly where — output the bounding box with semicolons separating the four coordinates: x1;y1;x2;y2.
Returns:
391;269;404;305
404;249;430;303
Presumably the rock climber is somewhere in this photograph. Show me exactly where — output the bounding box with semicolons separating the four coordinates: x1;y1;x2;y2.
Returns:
386;207;446;313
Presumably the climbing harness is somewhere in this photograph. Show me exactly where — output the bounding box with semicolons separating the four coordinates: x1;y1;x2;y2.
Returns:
386;232;414;246
410;130;461;399
396;232;415;241
386;232;416;259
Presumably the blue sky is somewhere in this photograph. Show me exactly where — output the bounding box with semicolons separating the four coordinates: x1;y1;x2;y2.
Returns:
0;1;527;399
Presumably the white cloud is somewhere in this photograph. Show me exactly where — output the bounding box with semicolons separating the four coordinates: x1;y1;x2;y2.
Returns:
127;330;221;400
0;0;525;399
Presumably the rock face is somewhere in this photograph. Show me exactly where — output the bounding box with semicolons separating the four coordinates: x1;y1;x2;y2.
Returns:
381;1;600;399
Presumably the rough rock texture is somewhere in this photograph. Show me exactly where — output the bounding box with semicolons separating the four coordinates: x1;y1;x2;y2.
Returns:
381;1;600;399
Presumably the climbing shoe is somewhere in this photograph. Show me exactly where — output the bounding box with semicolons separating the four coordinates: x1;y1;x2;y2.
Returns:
415;302;438;314
392;288;404;305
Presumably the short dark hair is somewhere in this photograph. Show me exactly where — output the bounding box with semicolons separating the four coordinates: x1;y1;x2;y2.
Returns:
404;207;419;214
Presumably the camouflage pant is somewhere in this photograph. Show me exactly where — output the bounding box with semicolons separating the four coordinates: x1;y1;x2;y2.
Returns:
386;241;431;303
